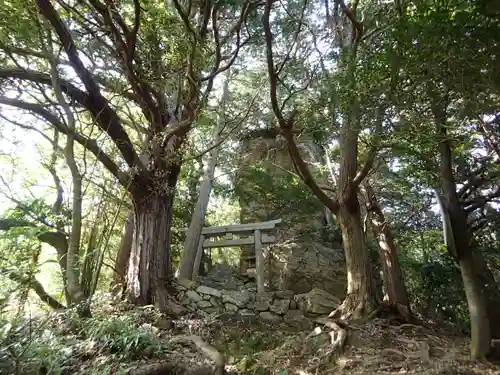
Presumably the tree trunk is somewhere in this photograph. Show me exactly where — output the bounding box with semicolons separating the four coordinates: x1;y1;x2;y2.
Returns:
362;182;411;320
471;250;500;339
126;171;179;312
45;32;89;317
262;0;376;320
458;252;491;359
111;213;134;292
80;224;99;298
332;198;377;320
177;73;230;280
433;94;491;358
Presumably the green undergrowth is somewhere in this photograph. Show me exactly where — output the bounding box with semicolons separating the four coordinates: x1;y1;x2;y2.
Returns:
214;328;283;373
2;304;497;375
0;306;169;375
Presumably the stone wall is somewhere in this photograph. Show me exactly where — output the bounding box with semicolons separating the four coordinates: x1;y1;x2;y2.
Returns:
233;128;347;297
264;241;346;297
236;129;328;230
174;264;342;329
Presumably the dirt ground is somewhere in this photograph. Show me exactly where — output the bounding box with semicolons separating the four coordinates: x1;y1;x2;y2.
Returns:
68;304;500;375
119;309;500;375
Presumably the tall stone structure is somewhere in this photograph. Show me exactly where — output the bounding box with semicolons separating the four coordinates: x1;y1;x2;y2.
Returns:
234;128;346;298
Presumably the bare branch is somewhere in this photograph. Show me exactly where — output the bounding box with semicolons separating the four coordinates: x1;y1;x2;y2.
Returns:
172;0;197;39
337;0;363;42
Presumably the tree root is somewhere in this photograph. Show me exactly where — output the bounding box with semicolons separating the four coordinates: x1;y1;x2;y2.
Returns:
169;335;225;375
380;339;431;364
390;323;425;332
314;317;348;352
367;302;415;323
328;293;375;321
127;335;225;375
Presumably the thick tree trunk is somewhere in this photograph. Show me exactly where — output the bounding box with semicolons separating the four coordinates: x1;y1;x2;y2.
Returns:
111;213;134;292
471;250;500;339
126;172;178;312
262;0;376;321
459;252;491;359
332;199;377;320
362;182;411;320
437;189;493;357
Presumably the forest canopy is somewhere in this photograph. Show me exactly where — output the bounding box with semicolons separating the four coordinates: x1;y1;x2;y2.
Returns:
0;0;499;374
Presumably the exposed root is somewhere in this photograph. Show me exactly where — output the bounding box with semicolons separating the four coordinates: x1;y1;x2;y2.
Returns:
328;293;376;321
329;329;348;350
395;302;413;322
314;317;348;352
367;302;415;323
381;347;425;360
170;335;225;375
390;323;425;332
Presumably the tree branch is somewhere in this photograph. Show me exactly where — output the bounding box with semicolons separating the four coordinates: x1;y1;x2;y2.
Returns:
464;188;500;213
0;96;130;187
0;218;68;257
8;272;66;310
262;0;340;213
35;0;141;169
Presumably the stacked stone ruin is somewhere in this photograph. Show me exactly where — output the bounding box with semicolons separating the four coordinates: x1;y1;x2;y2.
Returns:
174;264;342;328
174;128;349;325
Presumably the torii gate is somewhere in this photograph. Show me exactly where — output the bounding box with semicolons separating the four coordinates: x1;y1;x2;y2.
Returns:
181;219;281;295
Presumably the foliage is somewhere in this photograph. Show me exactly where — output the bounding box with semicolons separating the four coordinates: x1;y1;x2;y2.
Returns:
0;306;165;375
0;0;498;366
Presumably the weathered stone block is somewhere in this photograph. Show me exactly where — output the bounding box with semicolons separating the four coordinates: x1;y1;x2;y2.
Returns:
177;278;197;290
254;293;273;311
283;310;312;330
259;311;282;322
186;290;202;302
196;285;222;297
294;288;341;315
210;296;222;308
222;289;253;308
270;299;290;315
225;303;239;313
201;264;241;290
204;307;221;314
238;309;255;317
264;242;346;297
197;300;213;308
246;285;257;293
275;290;294;299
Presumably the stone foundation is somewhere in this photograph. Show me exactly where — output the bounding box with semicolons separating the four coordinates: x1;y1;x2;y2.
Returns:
174;266;342;329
